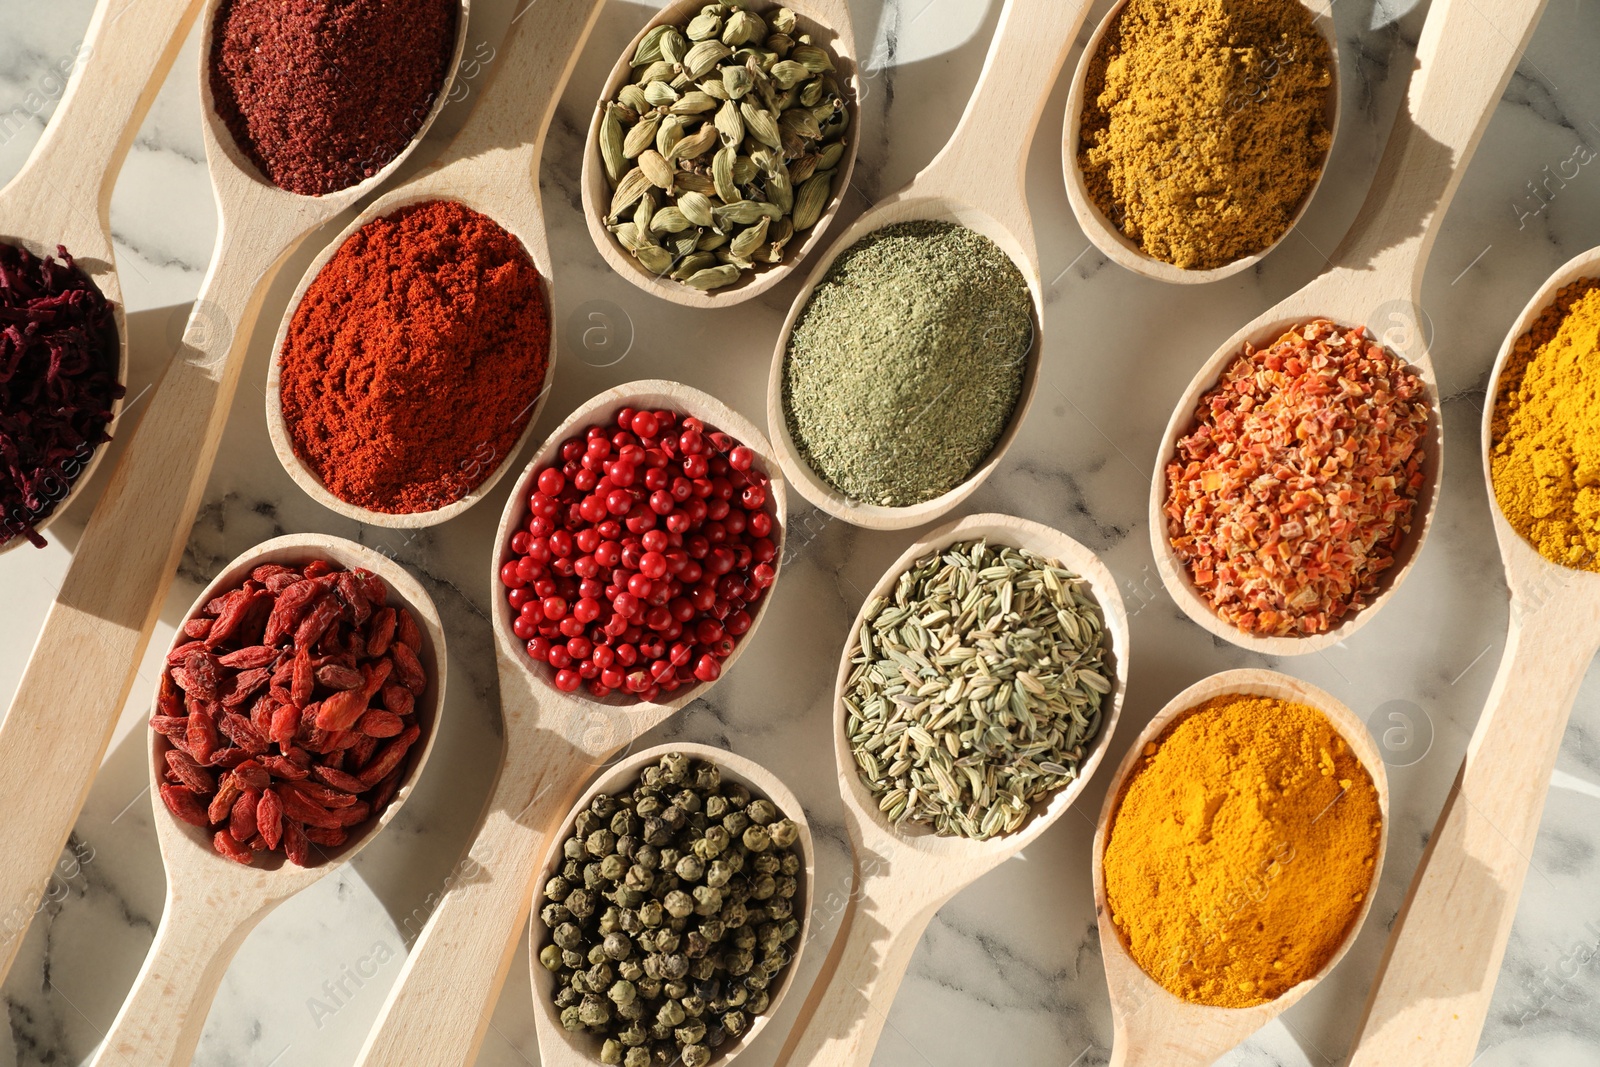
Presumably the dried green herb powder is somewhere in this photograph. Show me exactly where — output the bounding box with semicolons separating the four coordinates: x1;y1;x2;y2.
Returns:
781;220;1032;507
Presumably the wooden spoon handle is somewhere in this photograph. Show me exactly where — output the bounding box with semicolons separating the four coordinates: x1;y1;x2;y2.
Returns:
920;0;1092;253
354;687;614;1067
2;0;204;213
773;865;949;1067
91;886;264;1067
1330;0;1548;284
0;210;298;986
1349;587;1600;1064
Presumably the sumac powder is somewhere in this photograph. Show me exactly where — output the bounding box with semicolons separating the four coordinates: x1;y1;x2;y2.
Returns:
209;0;458;197
0;242;121;549
278;199;550;513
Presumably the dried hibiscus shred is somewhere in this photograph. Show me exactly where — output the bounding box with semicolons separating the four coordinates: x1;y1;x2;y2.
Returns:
153;559;428;866
0;242;122;549
1163;319;1430;637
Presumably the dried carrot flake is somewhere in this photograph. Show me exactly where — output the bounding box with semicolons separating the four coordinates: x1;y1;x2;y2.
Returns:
1164;319;1430;637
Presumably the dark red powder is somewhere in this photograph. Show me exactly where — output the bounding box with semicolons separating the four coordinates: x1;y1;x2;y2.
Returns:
278;200;550;513
209;0;457;197
0;243;122;549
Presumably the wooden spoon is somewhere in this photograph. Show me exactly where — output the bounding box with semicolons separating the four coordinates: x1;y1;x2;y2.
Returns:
0;0;204;556
764;0;1093;532
1092;668;1389;1066
1061;0;1339;284
1347;249;1600;1065
354;380;788;1067
775;512;1130;1066
528;742;817;1066
1148;0;1550;654
580;0;861;308
264;0;600;527
89;534;447;1067
0;0;469;984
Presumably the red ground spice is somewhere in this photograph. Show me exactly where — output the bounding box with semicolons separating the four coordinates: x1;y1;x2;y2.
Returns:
209;0;457;197
1164;319;1430;637
0;242;122;549
279;200;550;514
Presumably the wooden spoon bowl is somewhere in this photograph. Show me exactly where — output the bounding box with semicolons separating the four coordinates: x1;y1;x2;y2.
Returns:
1148;0;1552;654
580;0;860;308
264;185;556;528
1348;245;1600;1064
0;0;471;986
92;533;447;1066
528;742;816;1066
775;511;1129;1066
355;377;788;1065
1092;668;1388;1066
1061;0;1339;284
0;0;205;557
765;0;1095;532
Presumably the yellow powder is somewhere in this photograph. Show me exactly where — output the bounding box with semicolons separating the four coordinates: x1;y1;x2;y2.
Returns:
1078;0;1332;270
1491;280;1600;571
1102;694;1381;1007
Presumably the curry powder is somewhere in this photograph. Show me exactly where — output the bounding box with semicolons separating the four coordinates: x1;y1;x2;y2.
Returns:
1102;694;1381;1007
1078;0;1332;271
1491;280;1600;571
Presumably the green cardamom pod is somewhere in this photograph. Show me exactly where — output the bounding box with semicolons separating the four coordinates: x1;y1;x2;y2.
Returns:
790;44;834;74
712;147;739;203
714;200;769;227
787;153;818;185
699;75;730;101
729;217;769;259
817;141;844;170
770;7;797;35
643;80;680;108
659;28;688;66
683;40;732;79
683;264;742;290
639;149;676;191
768;60;808;90
668;124;719;165
635;243;676;275
713;98;744;147
600;104;628;185
746;144;779;176
685;11;721;41
779;107;821;142
655;115;685;159
716;246;754;270
675;171;718;196
676;191;716;228
766;33;795;60
670;252;718;281
609;168;652;217
768;216;794;248
649;206;693;234
672;231;700;257
722;65;752;99
617;84;650;114
610;221;642;251
765;166;793;215
623;113;662;158
672;91;718;115
632;24;673;67
791;172;831;231
721;9;765;47
799;78;823;108
635;60;677;86
731;155;757;185
633;190;657;241
696;230;729;252
741;102;782;149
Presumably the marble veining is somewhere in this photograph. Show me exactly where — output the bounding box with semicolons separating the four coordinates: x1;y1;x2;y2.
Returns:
2;0;1600;1064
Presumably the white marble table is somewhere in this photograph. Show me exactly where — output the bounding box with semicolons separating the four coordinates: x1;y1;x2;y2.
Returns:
2;0;1599;1064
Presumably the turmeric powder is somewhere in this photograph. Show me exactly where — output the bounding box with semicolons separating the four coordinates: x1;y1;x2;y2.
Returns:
1077;0;1332;271
1102;694;1381;1007
1490;279;1600;571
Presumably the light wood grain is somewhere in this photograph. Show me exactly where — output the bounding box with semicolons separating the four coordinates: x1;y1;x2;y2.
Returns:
88;534;447;1067
0;0;205;555
1347;245;1600;1066
1061;0;1339;284
355;379;788;1066
1090;669;1389;1066
580;0;861;308
764;0;1093;532
527;743;816;1066
0;0;470;990
774;512;1130;1067
1148;0;1550;655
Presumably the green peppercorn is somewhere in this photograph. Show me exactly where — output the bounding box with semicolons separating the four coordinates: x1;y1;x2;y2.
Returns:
676;1019;707;1045
541;903;572;928
675;854;705;881
563;948;585;969
601;1037;624;1064
539;944;564;971
743;825;772;852
664;978;689;1000
560;1005;583;1031
748;799;778;825
722;1010;747;1036
751;874;776;900
565;834;587;860
601;854;628;880
657;999;686;1027
609;978;638;1005
624;1048;649;1067
588;944;610;967
770;818;799;848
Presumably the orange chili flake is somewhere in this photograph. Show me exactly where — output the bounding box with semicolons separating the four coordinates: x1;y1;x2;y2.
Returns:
1164;319;1430;637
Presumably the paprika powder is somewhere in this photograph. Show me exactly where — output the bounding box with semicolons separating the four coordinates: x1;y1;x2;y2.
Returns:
278;199;550;514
